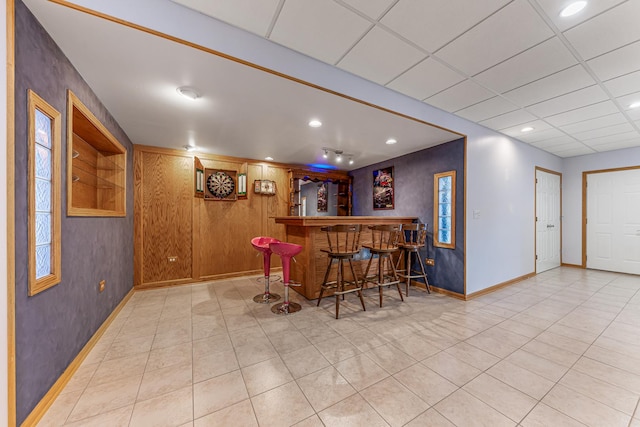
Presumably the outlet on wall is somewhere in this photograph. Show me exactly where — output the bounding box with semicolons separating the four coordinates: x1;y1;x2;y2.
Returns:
99;280;106;292
425;258;435;266
168;256;178;262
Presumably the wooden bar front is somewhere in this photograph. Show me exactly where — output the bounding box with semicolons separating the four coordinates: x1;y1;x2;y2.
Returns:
275;216;417;299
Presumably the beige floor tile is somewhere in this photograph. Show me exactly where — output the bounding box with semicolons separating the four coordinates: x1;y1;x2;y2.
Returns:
444;342;500;371
630;418;640;427
573;357;640;394
103;334;154;361
193;332;233;357
388;332;441;360
520;403;587;427
314;335;361;364
542;384;631;427
88;352;148;388
292;414;324;426
535;330;590;355
281;345;330;379
193;399;257;427
146;341;192;372
130;386;192;427
463;373;537;422
137;361;192;402
521;339;581;368
193;370;248;419
584;344;640;375
63;404;134;427
67;376;141;422
241;357;293;396
365;343;416;374
36;390;82;427
152;326;193;350
486;360;555;400
268;329;312;355
464;330;523;359
416;326;461;350
404;408;456;426
360;377;429;427
334;353;389;391
318;393;390;427
251;382;315;427
506;349;568;382
424;351;482;387
559;369;639;415
435;389;515;427
394;363;457;406
342;328;389;352
193;348;239;383
546;323;599;344
593;335;640;359
235;340;279;368
60;362;99;396
297;366;356;412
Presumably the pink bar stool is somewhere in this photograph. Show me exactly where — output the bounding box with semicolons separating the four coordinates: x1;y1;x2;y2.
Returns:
251;237;281;304
269;241;303;315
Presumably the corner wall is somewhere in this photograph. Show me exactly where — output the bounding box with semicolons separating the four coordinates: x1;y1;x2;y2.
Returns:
14;2;134;422
350;139;465;294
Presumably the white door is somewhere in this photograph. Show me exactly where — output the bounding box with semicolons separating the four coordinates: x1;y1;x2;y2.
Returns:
587;168;640;275
536;169;561;273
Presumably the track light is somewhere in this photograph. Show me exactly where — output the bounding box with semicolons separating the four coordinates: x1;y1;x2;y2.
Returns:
323;149;329;159
321;147;354;165
335;151;343;162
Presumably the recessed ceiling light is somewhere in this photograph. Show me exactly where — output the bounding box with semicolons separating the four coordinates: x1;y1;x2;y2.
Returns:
560;1;587;17
629;101;640;109
308;119;322;128
521;126;534;132
348;158;354;165
265;156;274;161
386;138;397;145
176;86;201;100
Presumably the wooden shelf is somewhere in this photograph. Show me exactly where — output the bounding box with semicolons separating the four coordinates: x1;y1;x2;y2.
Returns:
67;91;126;217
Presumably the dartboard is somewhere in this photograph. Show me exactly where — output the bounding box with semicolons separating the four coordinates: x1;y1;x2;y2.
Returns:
206;171;235;199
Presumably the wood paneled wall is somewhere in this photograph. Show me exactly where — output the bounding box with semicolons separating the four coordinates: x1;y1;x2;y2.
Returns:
133;145;306;289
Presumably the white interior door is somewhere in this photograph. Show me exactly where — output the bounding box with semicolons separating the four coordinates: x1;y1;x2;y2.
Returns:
536;169;561;273
587;169;640;275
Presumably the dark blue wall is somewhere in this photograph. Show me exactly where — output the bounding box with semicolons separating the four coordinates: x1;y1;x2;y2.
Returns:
350;138;465;294
15;2;134;423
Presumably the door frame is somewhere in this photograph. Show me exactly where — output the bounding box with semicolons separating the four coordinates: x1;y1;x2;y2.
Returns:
582;165;640;268
535;166;562;273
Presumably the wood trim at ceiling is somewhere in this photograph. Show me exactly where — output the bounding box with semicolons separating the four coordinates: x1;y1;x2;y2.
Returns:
582;165;640;269
534;166;563;274
48;0;466;141
6;0;16;424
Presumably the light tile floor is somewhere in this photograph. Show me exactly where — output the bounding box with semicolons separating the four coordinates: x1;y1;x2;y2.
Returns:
37;267;640;426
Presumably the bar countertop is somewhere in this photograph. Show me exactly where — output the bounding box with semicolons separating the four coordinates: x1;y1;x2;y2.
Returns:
275;216;418;226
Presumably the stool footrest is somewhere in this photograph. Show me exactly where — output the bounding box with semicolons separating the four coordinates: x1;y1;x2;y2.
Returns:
334;287;362;296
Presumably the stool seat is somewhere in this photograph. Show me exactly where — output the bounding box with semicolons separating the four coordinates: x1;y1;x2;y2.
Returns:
270;242;303;315
317;224;366;319
250;236;281;304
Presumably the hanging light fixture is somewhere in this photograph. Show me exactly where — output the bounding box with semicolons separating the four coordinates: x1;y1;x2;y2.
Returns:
321;147;354;165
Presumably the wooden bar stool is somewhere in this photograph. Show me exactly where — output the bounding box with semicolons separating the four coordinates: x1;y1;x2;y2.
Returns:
269;241;303;315
250;237;281;303
317;224;366;319
396;223;431;296
362;224;404;307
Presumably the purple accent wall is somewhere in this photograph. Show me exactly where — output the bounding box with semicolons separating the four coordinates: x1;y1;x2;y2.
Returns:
350;138;465;294
14;2;134;423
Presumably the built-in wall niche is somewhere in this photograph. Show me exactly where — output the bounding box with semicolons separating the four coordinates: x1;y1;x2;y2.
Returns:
67;90;126;216
288;168;351;216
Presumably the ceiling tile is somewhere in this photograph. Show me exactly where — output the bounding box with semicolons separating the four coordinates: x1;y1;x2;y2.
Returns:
386;58;465;100
559;113;628;134
479;109;538;130
627;108;640;121
500;120;553;138
454;96;519;122
424;80;493;112
270;0;372;64
544;101;619;127
337;26;425;85
503;65;595;107
340;0;395;19
616;91;640;112
573;123;635;141
536;0;626;32
380;0;509;52
550;146;596;157
591;138;640;152
435;0;554;76
604;71;640;97
171;0;280;36
580;131;640;146
531;135;579;148
564;1;640;60
526;85;609;117
517;128;565;143
473;37;577;94
587;40;640;81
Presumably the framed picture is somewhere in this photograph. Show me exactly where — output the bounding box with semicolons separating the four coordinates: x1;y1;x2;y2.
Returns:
317;182;327;212
373;166;394;210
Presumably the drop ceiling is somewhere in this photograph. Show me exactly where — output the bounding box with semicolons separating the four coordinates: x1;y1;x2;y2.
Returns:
23;0;640;167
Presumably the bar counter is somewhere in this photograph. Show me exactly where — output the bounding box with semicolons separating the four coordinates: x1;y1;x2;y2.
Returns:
275;216;417;299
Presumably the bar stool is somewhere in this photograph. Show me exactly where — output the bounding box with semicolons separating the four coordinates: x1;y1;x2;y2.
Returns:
396;223;431;296
250;237;281;304
362;224;404;307
269;241;303;315
317;224;366;319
